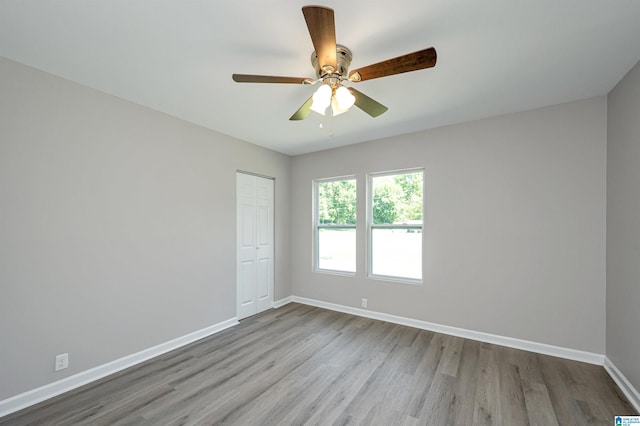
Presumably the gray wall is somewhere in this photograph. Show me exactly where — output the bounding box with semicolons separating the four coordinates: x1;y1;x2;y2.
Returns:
291;97;607;354
0;57;291;400
607;59;640;392
5;49;633;403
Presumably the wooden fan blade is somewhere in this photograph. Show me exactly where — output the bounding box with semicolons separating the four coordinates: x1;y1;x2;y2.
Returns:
289;96;314;121
349;87;388;117
348;47;437;82
302;6;337;74
232;74;313;84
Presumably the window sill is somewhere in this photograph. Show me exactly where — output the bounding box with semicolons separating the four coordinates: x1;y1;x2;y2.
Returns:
314;269;356;278
367;274;423;286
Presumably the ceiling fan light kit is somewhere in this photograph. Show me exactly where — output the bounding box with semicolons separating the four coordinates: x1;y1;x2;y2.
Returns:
232;5;437;121
309;81;356;116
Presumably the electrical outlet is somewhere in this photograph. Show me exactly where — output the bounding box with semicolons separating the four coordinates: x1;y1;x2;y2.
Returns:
55;353;69;371
361;298;368;308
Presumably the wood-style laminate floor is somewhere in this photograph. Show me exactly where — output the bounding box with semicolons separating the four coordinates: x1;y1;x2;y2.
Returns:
1;303;636;425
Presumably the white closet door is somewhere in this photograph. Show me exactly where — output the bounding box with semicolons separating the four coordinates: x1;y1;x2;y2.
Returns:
237;173;274;320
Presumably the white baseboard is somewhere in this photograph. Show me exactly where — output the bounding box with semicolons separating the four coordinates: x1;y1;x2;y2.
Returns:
273;296;293;308
0;317;238;419
289;296;606;366
604;357;640;413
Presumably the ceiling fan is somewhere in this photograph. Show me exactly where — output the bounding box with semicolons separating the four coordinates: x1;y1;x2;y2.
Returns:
232;6;437;121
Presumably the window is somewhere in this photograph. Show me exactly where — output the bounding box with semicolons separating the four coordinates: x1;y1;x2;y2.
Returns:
315;177;357;273
369;170;423;281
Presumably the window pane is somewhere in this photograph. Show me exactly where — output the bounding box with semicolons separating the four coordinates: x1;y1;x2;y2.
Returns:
372;172;423;225
316;178;356;273
370;170;423;281
318;228;356;272
318;180;356;225
371;228;422;280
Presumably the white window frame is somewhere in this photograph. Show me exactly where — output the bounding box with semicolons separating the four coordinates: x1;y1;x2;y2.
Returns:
367;168;424;284
313;176;357;275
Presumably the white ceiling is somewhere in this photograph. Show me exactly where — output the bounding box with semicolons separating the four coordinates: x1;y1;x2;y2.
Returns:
2;1;640;156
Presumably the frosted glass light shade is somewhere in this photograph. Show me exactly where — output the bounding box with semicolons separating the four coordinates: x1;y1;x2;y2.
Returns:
310;84;332;115
331;98;348;116
335;86;355;110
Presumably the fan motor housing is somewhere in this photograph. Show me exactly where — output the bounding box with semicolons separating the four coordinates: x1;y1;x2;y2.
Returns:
311;45;353;78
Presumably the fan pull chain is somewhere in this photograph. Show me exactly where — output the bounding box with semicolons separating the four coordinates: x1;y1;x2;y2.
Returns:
328;108;334;137
316;113;334;137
